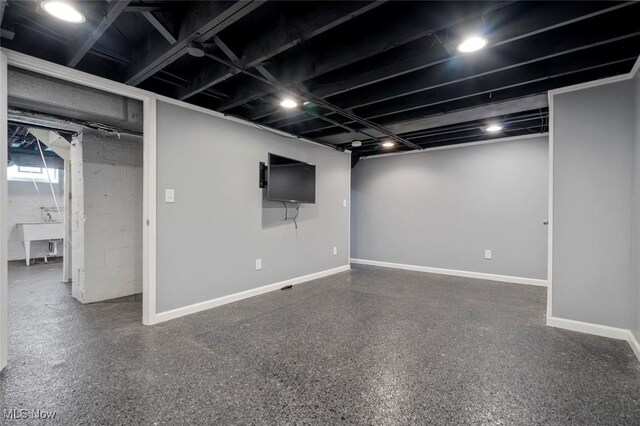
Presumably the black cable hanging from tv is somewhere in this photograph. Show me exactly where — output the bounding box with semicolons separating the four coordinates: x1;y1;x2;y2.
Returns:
282;201;301;229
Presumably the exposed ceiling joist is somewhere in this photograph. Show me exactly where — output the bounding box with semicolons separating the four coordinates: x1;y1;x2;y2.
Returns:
306;58;633;141
175;0;385;101
89;44;129;64
0;0;6;26
294;84;422;149
254;1;635;125
124;4;161;13
67;0;131;67
317;95;549;146
383;111;548;144
11;14;68;44
206;52;389;139
212;35;239;62
356;46;639;121
125;0;266;86
300;57;634;137
270;31;640;130
4;0;639;155
383;95;548;138
214;1;512;112
141;11;176;45
212;35;276;87
205;52;419;149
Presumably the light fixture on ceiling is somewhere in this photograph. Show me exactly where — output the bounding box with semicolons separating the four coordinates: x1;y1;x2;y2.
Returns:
381;141;395;148
41;1;85;23
186;42;206;58
485;124;503;132
457;36;487;53
280;98;298;109
351;140;362;147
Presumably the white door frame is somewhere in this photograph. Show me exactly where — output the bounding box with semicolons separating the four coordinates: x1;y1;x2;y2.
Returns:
1;51;8;370
0;48;158;371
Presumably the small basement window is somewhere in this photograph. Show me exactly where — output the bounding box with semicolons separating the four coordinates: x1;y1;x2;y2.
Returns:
7;165;60;183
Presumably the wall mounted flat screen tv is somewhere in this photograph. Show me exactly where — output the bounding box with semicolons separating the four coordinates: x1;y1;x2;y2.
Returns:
267;153;316;204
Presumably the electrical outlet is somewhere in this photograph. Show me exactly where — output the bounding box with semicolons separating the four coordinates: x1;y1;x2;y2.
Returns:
484;249;492;260
256;259;262;270
343;199;347;208
333;246;338;256
165;189;175;203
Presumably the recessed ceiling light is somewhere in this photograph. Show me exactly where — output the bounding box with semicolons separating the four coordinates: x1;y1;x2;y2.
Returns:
41;1;85;23
485;124;503;132
457;36;487;53
280;98;298;109
381;141;395;148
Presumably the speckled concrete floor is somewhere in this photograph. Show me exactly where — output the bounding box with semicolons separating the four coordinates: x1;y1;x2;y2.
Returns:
1;261;640;425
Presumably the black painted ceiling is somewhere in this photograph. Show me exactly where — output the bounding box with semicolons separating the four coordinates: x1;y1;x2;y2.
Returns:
1;1;639;157
6;123;70;161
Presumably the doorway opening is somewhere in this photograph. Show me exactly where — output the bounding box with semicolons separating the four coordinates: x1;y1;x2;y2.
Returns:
4;66;145;369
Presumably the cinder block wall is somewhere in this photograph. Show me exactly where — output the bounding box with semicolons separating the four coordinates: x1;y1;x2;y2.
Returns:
72;129;143;303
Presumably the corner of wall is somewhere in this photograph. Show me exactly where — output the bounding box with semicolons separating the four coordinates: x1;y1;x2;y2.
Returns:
632;67;640;341
1;50;9;371
549;55;640;345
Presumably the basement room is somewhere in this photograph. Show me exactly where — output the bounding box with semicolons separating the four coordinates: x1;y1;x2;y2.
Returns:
1;1;640;424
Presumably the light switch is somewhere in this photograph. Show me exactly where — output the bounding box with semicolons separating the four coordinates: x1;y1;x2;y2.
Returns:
343;199;347;208
165;189;175;203
484;249;492;260
256;259;262;270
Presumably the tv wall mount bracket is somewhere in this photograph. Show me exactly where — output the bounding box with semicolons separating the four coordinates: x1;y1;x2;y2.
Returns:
259;162;268;188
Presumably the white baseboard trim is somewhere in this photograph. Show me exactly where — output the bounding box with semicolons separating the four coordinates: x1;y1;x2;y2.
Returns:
152;265;351;324
629;331;640;362
350;258;548;287
546;316;630;340
547;316;640;362
628;331;640;361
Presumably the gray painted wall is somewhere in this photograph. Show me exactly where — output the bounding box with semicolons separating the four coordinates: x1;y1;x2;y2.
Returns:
553;80;635;329
156;101;350;313
351;136;548;279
